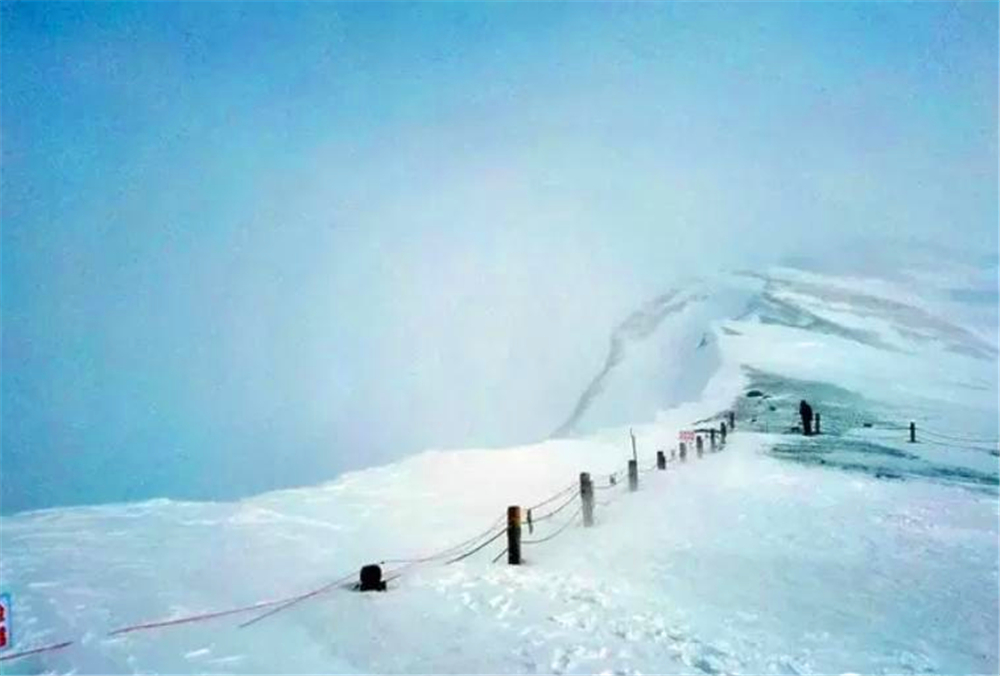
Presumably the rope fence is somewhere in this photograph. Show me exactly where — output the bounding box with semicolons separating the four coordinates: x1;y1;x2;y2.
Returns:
3;407;994;665
843;420;999;455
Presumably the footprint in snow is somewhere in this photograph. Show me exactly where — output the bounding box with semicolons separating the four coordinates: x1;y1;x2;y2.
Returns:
487;594;519;620
459;591;479;612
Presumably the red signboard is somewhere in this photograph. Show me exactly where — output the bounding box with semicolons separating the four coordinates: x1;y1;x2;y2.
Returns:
0;593;10;650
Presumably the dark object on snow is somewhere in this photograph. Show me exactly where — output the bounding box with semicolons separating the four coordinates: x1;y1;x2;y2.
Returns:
358;564;387;592
746;390;764;398
863;422;873;428
580;473;595;528
814;412;821;435
769;405;776;411
507;506;522;564
799;400;814;436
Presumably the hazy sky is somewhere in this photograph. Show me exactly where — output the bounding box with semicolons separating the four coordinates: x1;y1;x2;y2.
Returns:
2;2;997;513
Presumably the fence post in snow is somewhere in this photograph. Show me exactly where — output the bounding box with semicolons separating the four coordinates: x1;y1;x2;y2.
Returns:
909;422;916;443
815;413;821;435
710;429;717;452
696;435;704;458
628;460;639;491
720;421;727;445
580;472;594;527
656;450;666;470
679;442;687;462
507;506;522;565
729;411;735;430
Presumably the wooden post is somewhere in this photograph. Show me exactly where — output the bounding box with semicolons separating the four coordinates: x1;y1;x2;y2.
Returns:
720;421;727;445
507;506;521;565
709;429;717;452
696;435;704;458
728;411;735;430
909;422;916;443
628;460;638;491
579;472;594;527
679;442;687;462
815;413;821;435
656;450;666;470
630;428;637;463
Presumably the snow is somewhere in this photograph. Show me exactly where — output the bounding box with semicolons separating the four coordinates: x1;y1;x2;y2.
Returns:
1;265;997;674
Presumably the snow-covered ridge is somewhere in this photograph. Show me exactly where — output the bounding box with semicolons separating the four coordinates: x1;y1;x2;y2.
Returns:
551;288;708;437
553;264;998;438
1;263;997;674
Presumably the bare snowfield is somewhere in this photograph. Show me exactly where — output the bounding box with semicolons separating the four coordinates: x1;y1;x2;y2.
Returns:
2;266;997;674
2;430;996;675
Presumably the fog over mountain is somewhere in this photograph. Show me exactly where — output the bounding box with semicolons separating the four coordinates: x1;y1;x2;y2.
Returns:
2;2;997;514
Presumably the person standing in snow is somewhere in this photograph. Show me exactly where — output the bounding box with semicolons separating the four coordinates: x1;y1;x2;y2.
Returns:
799;400;814;436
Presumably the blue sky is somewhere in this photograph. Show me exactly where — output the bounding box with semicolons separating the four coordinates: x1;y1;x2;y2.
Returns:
2;2;997;514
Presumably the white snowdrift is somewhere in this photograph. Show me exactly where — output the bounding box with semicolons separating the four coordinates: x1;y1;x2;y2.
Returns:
1;264;997;674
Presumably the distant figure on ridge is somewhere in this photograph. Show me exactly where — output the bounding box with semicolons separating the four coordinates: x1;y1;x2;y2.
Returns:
799;400;814;436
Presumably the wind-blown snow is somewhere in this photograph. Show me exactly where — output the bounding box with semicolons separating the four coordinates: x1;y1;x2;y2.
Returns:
1;264;997;674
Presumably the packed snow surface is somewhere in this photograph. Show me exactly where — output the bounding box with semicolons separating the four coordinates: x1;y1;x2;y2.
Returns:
1;265;997;674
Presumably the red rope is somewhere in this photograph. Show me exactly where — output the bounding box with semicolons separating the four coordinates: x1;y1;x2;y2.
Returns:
238;571;357;629
0;640;75;662
108;597;288;636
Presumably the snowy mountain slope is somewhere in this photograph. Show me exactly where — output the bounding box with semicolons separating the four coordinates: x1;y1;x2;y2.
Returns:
554;263;997;441
1;263;997;675
551;280;757;438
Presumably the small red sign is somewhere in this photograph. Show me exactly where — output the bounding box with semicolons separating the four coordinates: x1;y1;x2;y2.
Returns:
0;593;10;650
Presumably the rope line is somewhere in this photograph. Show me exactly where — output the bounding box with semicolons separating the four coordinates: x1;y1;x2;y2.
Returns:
0;419;743;664
842;430;998;454
528;481;578;510
862;422;998;444
914;438;1000;454
917;428;999;446
378;514;506;567
109;597;290;636
446;527;507;565
238;570;358;629
0;641;75;663
522;506;582;545
532;490;580;522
